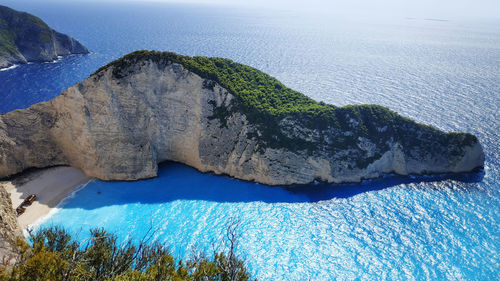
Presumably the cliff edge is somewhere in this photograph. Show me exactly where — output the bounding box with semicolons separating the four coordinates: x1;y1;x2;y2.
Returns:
0;186;22;266
0;50;484;185
0;5;88;69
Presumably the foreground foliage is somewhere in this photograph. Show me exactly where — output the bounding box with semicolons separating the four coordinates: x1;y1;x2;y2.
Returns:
0;222;253;281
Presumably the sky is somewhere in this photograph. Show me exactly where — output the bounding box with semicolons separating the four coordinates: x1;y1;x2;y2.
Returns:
97;0;500;19
6;0;500;19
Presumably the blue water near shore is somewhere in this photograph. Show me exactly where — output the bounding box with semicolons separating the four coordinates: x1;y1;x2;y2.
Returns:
1;1;499;280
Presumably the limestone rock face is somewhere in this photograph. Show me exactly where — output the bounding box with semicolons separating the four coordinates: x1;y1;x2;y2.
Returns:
0;59;485;185
0;5;88;69
0;186;22;266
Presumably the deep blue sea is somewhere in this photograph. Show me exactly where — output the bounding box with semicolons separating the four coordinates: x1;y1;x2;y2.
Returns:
1;1;499;280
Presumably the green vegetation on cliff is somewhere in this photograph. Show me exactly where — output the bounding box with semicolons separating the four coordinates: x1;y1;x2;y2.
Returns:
95;50;335;123
0;5;51;55
0;29;16;55
0;225;253;281
95;50;478;163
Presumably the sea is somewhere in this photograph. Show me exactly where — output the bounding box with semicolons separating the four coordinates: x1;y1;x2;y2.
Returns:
0;1;499;280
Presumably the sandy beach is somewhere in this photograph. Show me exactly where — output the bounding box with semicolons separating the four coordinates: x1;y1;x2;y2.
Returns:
1;166;92;229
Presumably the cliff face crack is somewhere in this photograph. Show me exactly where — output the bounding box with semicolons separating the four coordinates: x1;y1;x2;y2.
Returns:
0;51;485;185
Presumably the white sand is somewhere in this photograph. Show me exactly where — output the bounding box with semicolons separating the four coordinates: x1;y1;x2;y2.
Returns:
2;166;92;229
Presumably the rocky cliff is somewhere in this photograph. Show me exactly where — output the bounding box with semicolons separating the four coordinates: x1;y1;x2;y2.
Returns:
0;51;484;185
0;5;88;69
0;186;22;266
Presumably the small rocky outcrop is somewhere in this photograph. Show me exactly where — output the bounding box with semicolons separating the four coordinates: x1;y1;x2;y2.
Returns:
0;51;484;185
0;5;88;69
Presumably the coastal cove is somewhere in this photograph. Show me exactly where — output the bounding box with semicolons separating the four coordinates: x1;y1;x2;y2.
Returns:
6;162;485;231
1;166;91;228
13;162;489;280
0;1;499;280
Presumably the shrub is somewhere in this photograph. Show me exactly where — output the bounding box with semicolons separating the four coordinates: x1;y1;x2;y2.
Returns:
0;222;253;281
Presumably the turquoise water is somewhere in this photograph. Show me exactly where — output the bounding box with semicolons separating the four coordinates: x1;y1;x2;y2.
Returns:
1;1;499;280
40;163;491;280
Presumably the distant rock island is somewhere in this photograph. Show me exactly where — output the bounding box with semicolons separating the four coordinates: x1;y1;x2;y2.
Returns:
0;50;484;185
0;5;88;69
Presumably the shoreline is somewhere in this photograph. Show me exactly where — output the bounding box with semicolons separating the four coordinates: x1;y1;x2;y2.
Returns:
0;64;19;71
0;52;91;72
1;166;92;229
25;179;93;235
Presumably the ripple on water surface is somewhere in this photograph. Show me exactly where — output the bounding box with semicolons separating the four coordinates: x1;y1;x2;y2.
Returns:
39;163;497;280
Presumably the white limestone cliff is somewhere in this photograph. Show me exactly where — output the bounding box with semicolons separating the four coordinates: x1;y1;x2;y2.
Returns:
0;59;485;185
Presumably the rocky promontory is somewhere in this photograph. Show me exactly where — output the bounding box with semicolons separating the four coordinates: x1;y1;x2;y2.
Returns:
0;50;484;185
0;5;88;69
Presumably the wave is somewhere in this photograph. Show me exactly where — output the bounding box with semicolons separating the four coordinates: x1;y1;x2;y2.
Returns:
0;64;19;71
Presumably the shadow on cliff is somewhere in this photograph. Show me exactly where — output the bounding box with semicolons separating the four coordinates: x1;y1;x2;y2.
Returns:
12;162;484;211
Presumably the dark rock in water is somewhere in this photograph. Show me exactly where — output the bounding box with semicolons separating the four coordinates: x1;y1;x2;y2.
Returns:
0;5;88;69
